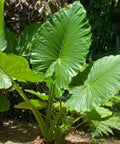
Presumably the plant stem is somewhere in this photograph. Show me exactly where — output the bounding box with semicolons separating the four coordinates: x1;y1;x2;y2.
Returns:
10;78;47;139
72;115;83;124
47;108;65;141
46;84;55;129
56;121;86;144
55;116;85;143
65;120;86;137
59;97;62;111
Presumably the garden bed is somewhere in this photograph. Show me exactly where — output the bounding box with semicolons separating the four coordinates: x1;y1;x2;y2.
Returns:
0;120;120;144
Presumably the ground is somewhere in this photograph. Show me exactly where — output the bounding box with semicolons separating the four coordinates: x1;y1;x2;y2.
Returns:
0;120;120;144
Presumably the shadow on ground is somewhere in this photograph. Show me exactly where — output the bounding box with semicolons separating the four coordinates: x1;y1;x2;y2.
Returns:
0;120;40;144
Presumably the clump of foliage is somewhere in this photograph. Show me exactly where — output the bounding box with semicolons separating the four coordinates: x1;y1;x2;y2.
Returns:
1;1;120;144
4;0;61;35
84;104;120;137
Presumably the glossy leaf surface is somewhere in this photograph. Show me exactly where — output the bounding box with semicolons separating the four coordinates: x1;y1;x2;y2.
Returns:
31;1;91;89
66;55;120;112
0;51;43;82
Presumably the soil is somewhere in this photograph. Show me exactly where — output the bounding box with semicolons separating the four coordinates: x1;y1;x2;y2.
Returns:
0;120;120;144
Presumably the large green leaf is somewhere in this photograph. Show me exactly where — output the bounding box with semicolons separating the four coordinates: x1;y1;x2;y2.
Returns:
66;55;120;113
0;51;43;82
0;95;10;112
31;1;91;89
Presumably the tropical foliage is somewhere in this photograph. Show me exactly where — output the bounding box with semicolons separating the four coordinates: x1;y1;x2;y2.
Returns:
0;1;120;143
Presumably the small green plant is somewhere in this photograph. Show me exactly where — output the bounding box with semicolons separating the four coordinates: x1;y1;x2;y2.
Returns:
85;107;120;137
1;1;120;144
87;95;120;138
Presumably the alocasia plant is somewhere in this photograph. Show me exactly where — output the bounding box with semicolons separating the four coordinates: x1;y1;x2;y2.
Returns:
1;1;120;144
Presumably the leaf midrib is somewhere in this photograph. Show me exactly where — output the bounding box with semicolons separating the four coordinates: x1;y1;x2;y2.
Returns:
58;9;73;59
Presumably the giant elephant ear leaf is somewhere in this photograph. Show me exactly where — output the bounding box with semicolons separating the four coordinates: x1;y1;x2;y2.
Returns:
0;51;43;83
31;1;91;90
66;55;120;113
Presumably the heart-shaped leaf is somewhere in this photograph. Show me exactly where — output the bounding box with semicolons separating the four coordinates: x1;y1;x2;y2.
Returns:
31;1;91;90
66;55;120;112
